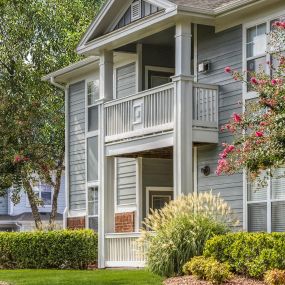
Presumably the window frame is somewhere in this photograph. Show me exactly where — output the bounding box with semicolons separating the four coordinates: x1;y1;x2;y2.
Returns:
26;182;53;208
242;11;285;232
85;76;101;229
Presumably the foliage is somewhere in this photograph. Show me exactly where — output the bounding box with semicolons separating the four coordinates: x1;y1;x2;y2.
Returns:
0;270;163;285
0;0;104;229
264;269;285;285
0;230;97;269
183;256;232;285
204;232;285;279
139;192;238;277
217;20;285;180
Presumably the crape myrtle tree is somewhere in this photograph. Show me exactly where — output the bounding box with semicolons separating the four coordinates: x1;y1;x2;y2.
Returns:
0;0;104;229
217;21;285;182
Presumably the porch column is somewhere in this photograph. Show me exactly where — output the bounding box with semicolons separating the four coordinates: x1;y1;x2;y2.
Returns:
98;50;114;268
173;21;194;197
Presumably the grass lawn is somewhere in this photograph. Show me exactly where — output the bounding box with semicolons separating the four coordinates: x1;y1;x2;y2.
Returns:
0;269;163;285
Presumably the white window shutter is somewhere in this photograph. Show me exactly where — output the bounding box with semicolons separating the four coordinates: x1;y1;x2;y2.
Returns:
131;0;142;22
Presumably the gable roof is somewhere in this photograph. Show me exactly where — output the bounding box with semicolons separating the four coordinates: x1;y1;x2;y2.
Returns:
169;0;241;9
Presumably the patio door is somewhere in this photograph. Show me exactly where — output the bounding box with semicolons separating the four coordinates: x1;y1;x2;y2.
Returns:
146;187;174;214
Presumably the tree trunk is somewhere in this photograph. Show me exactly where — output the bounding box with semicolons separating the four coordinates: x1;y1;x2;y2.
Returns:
49;167;62;229
49;154;64;230
23;179;42;230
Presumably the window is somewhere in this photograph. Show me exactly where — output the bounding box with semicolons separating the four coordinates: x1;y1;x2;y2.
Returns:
87;136;98;182
30;183;52;207
151;195;172;211
246;23;267;91
88;105;98;132
247;168;285;232
145;66;175;89
88;186;99;231
245;15;285;93
87;80;99;133
88;186;98;216
87;81;99;106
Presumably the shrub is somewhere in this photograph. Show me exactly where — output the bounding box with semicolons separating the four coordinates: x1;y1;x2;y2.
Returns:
0;230;97;269
204;232;285;279
264;269;285;285
183;256;208;279
139;192;238;277
183;256;232;285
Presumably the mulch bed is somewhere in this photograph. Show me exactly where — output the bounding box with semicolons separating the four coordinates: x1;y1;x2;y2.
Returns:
0;282;10;285
164;276;265;285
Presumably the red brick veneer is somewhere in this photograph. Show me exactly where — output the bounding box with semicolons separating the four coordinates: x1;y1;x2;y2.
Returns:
115;212;135;233
67;216;86;229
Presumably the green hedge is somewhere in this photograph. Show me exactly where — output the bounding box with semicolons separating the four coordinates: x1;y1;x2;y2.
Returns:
204;232;285;279
0;230;97;269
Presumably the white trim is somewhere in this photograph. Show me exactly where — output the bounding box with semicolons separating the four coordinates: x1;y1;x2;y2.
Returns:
193;147;198;194
136;43;143;93
136;157;143;231
105;261;145;268
193;24;198;83
115;205;137;214
145;65;175;89
146;186;173;215
42;57;99;82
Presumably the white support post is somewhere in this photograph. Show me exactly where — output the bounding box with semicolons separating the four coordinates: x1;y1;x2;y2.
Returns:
173;21;194;197
98;50;114;269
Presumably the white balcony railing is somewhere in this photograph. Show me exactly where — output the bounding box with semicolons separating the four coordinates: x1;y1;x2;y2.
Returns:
105;233;147;267
104;83;175;143
104;82;218;143
193;83;219;129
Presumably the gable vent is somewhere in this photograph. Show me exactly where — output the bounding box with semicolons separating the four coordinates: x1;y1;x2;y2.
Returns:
131;0;142;22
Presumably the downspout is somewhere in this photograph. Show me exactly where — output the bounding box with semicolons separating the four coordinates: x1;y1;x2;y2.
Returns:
50;77;69;229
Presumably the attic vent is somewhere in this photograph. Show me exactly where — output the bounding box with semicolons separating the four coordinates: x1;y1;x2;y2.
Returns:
131;0;142;22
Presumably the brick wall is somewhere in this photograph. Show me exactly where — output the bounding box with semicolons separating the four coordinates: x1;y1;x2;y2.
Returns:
115;212;135;233
67;216;85;229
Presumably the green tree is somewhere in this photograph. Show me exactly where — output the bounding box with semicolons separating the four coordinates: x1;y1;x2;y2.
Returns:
0;0;105;229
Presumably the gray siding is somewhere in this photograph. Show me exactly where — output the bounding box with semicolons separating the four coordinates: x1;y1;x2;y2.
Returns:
142;44;175;90
116;158;137;206
197;25;243;224
0;195;8;215
142;158;173;219
68;81;86;211
116;63;136;98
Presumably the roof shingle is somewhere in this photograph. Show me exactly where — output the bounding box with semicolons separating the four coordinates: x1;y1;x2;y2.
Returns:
168;0;247;10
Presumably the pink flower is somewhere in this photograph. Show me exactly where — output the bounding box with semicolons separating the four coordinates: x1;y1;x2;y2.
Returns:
224;66;231;73
14;155;21;163
227;145;235;152
250;77;259;85
255;131;264;137
259;121;267;126
271;79;277;85
233;113;242;123
216;159;229;176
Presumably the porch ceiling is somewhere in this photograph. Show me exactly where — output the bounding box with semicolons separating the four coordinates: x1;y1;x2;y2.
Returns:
117;146;173;159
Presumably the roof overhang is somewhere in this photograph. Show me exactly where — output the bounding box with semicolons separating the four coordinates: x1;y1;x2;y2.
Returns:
77;0;281;56
42;56;99;84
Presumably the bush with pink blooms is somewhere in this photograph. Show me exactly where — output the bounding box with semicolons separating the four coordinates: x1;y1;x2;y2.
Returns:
218;20;285;180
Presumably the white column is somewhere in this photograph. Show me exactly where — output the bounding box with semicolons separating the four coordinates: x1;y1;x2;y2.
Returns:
173;21;194;197
98;50;114;268
99;50;113;100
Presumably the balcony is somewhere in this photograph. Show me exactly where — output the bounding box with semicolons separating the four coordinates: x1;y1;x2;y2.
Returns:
104;82;219;145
